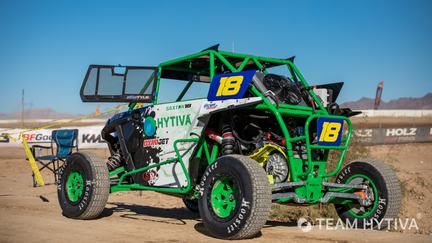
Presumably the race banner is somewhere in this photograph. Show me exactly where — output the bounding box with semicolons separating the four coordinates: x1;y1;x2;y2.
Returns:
0;126;106;148
1;125;431;148
352;126;432;144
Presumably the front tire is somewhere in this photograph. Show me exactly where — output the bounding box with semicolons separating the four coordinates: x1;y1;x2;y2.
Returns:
334;160;401;229
57;152;110;219
198;155;271;240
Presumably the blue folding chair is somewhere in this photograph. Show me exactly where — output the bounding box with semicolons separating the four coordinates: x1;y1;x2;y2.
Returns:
31;129;79;187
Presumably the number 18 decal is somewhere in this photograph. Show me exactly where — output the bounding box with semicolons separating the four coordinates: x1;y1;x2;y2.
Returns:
207;70;256;101
317;118;344;146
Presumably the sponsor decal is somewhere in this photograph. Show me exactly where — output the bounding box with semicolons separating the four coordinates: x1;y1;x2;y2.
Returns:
317;118;344;146
143;137;169;147
207;70;256;101
156;114;192;128
353;129;373;138
142;169;159;185
23;133;51;143
204;103;217;110
386;128;416;136
166;103;191;111
126;95;151;101
143;116;157;137
82;134;104;143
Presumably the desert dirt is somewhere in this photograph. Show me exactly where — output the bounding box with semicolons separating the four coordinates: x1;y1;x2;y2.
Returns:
0;145;431;243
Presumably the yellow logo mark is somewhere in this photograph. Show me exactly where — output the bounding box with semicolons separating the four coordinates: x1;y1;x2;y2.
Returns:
216;75;244;96
319;122;342;142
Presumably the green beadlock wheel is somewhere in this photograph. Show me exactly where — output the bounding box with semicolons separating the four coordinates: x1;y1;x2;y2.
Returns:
335;160;401;229
211;177;238;218
346;174;378;218
198;155;271;240
66;171;84;203
58;152;110;219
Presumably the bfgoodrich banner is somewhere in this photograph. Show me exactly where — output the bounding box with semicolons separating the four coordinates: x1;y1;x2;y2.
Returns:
0;126;106;148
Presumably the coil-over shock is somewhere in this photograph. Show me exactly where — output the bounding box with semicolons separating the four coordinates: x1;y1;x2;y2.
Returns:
221;124;236;155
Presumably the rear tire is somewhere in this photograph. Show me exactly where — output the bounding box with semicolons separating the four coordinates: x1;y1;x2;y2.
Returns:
334;160;401;229
57;152;110;219
198;155;271;240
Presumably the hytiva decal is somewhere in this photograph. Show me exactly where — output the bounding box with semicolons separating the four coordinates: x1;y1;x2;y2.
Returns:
156;114;192;128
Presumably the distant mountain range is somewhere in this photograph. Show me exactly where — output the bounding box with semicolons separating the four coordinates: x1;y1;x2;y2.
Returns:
0;93;431;119
0;108;78;120
340;92;432;110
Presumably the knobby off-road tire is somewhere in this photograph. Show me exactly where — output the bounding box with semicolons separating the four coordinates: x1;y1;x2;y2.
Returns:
57;152;110;219
334;160;402;229
198;155;271;240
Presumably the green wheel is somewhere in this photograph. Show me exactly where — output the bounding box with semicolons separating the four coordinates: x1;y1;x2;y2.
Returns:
211;177;238;218
334;160;401;229
57;152;110;219
66;171;85;203
198;155;271;240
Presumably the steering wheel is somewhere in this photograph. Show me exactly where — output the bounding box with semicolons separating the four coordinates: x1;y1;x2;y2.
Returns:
327;102;341;115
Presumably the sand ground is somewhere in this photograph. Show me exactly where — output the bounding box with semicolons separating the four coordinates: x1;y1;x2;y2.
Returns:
0;145;431;243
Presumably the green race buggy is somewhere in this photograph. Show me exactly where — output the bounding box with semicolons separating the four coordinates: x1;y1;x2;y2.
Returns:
57;45;401;239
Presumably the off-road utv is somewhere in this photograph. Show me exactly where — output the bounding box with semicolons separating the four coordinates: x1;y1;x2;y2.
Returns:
57;45;401;239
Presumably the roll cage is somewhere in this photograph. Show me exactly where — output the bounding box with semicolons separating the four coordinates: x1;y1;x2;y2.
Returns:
127;47;328;113
101;47;353;205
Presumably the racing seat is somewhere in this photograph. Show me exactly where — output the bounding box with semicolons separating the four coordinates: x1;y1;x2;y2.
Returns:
30;129;79;187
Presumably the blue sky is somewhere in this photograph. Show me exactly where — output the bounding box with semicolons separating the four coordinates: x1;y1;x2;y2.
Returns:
0;0;431;114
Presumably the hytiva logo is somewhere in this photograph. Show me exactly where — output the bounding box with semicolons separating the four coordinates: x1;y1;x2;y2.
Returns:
156;114;192;128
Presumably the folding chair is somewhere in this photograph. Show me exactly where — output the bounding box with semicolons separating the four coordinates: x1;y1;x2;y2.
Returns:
31;129;79;187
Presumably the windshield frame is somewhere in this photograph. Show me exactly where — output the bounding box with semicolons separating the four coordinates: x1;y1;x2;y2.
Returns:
80;65;158;103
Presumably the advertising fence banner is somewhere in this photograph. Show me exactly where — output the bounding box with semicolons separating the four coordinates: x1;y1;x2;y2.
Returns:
352;126;432;144
0;126;106;148
1;125;431;148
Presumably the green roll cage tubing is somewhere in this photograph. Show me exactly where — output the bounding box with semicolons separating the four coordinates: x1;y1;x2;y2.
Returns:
109;49;355;205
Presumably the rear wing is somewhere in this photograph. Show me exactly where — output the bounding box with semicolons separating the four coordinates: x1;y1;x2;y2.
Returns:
80;65;157;103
